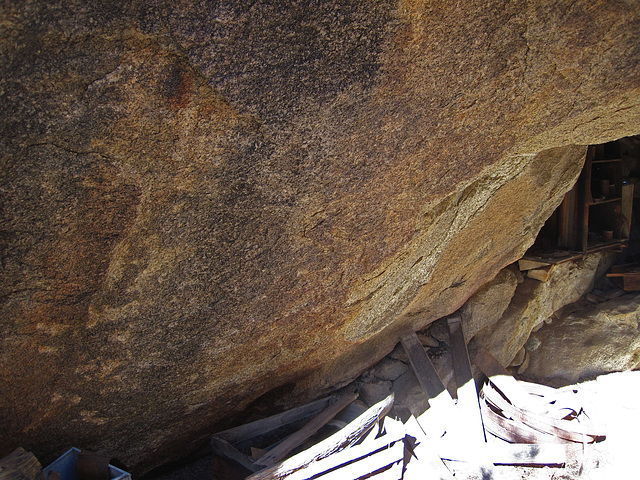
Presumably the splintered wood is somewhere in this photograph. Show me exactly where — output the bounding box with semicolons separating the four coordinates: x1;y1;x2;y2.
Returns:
210;325;605;479
475;347;605;446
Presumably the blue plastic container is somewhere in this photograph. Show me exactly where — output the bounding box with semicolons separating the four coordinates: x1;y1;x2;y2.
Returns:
44;448;131;480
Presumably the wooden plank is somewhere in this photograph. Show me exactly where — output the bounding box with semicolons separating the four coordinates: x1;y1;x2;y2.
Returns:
480;400;566;444
247;394;394;480
483;383;602;442
211;436;260;473
473;348;542;413
610;262;640;274
623;273;640;291
559;182;579;249
0;448;41;480
403;416;454;480
255;392;358;466
518;259;551;271
216;396;335;446
520;252;584;266
251;448;268;460
284;429;406;480
400;332;454;410
363;459;404;480
295;439;404;480
582;146;595;252
447;316;485;444
437;442;566;466
527;265;554;282
621;183;634;238
356;420;382;448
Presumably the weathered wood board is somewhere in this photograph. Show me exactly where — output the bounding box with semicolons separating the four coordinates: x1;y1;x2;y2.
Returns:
400;332;454;410
247;394;394;480
284;430;406;480
255;392;358;466
215;396;335;448
447;316;485;444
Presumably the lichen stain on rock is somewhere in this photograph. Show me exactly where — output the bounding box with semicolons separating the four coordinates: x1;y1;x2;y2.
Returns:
161;63;194;111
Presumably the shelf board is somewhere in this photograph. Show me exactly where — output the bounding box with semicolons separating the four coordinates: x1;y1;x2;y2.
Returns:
588;196;621;206
585;239;626;253
592;158;622;164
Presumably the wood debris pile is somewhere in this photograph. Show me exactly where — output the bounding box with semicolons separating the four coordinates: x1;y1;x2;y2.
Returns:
211;317;605;479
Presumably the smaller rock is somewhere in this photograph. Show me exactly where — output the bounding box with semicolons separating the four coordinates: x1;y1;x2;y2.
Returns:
510;347;526;367
586;293;603;304
592;288;606;297
427;319;450;343
604;288;626;300
531;320;545;333
388;343;409;363
517;351;531;375
416;332;440;348
524;335;541;352
392;370;429;418
360;369;376;383
373;357;409;382
359;381;392;407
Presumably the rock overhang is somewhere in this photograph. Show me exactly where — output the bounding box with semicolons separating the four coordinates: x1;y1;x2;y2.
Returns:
1;0;640;474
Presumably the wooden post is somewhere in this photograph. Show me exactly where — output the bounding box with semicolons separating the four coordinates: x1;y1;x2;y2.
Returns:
447;316;486;444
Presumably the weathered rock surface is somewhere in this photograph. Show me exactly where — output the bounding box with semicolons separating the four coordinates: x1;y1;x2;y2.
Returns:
1;0;640;473
521;294;640;387
471;252;616;367
459;266;522;341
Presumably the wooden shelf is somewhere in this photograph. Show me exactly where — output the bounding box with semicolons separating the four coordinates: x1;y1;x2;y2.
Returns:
592;158;622;164
586;239;626;253
528;141;633;257
588;196;622;206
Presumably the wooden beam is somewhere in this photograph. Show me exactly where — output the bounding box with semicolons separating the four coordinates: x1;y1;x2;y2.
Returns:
364;460;404;480
283;430;406;480
518;259;551;271
482;383;603;442
1;448;42;480
255;392;358;467
447;316;485;444
480;400;566;444
211;436;260;473
215;396;335;447
473;347;542;413
403;416;454;480
621;182;634;239
527;265;554;282
247;394;394;480
301;439;404;480
400;333;454;410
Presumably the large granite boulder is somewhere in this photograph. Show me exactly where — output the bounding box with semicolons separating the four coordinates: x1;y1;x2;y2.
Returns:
2;0;640;473
521;294;640;387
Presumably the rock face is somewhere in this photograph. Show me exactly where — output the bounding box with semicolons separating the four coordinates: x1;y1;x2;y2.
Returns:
459;266;522;341
1;0;640;473
521;294;640;387
471;252;617;367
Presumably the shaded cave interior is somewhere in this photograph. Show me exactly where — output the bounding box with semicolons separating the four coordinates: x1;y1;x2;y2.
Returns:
529;135;640;263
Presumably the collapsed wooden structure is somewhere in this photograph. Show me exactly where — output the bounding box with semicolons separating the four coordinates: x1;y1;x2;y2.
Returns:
211;317;605;479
